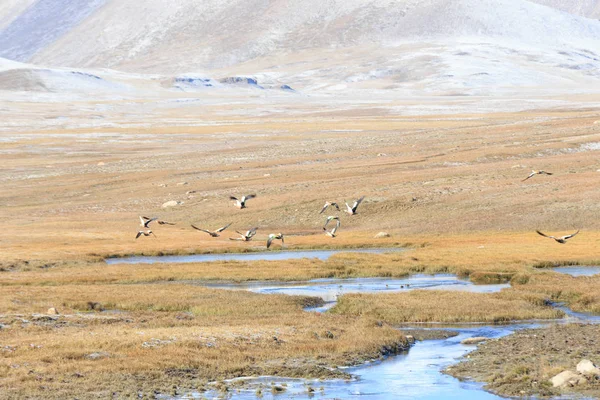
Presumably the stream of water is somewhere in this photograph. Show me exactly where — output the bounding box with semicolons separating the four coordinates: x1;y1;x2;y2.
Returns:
118;251;599;399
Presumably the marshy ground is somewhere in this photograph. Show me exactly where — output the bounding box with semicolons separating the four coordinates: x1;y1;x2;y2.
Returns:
2;100;600;398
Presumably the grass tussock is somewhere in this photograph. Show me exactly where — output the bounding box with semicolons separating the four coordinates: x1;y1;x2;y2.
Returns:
508;273;600;314
331;290;563;324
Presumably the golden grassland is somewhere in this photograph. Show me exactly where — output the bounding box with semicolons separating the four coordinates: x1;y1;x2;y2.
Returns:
0;284;406;399
331;290;563;323
2;105;600;397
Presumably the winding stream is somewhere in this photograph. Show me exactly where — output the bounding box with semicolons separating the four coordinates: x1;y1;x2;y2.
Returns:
194;325;541;400
116;251;599;399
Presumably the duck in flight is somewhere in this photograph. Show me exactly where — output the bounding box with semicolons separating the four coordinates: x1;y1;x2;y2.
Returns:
135;230;155;239
230;194;256;209
522;170;553;182
191;223;232;237
230;227;258;241
536;230;579;244
345;196;365;215
267;233;284;249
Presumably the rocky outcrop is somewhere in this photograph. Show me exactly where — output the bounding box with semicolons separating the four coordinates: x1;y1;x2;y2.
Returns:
374;232;390;238
576;359;600;376
550;370;587;387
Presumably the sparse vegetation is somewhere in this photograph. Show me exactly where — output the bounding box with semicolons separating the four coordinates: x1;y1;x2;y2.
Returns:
447;324;600;398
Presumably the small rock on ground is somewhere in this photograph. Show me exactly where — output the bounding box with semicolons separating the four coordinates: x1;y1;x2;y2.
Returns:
47;307;59;315
550;370;587;388
461;337;489;345
86;352;111;360
374;232;390;238
576;359;600;376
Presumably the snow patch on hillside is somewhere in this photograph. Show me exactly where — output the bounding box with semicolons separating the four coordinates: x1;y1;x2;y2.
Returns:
0;0;107;62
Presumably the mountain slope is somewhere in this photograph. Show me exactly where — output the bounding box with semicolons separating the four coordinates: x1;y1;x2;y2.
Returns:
1;0;599;74
1;0;600;96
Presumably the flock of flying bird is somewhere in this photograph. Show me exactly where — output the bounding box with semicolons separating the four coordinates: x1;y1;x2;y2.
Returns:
135;169;579;246
135;194;366;248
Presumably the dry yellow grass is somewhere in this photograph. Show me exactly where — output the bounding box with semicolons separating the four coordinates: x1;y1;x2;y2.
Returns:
0;284;406;399
509;272;600;314
331;290;563;323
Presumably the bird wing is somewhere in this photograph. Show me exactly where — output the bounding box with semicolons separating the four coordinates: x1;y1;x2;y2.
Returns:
332;202;340;211
229;196;239;201
245;194;256;200
247;227;258;237
345;202;353;213
158;220;175;225
352;196;365;212
135;231;142;239
216;222;232;233
191;225;212;234
522;172;535;182
280;235;284;244
331;220;340;235
267;236;273;248
541;171;553;175
536;230;553;239
563;230;580;240
139;216;146;225
319;202;329;214
143;216;158;227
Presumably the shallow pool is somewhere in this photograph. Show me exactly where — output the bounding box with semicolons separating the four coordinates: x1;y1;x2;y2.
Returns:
551;266;600;277
206;275;510;312
105;248;404;264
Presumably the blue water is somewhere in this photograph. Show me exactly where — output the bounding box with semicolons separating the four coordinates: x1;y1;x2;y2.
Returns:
105;248;404;264
186;324;545;400
551;266;600;277
206;275;510;309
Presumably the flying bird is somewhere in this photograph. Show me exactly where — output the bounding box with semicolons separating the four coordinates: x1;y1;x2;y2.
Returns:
324;219;341;238
135;230;156;239
522;170;553;182
319;201;340;214
230;227;258;241
230;194;256;209
536;230;579;244
323;215;340;230
345;196;365;215
267;233;284;249
191;223;232;237
141;216;175;226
